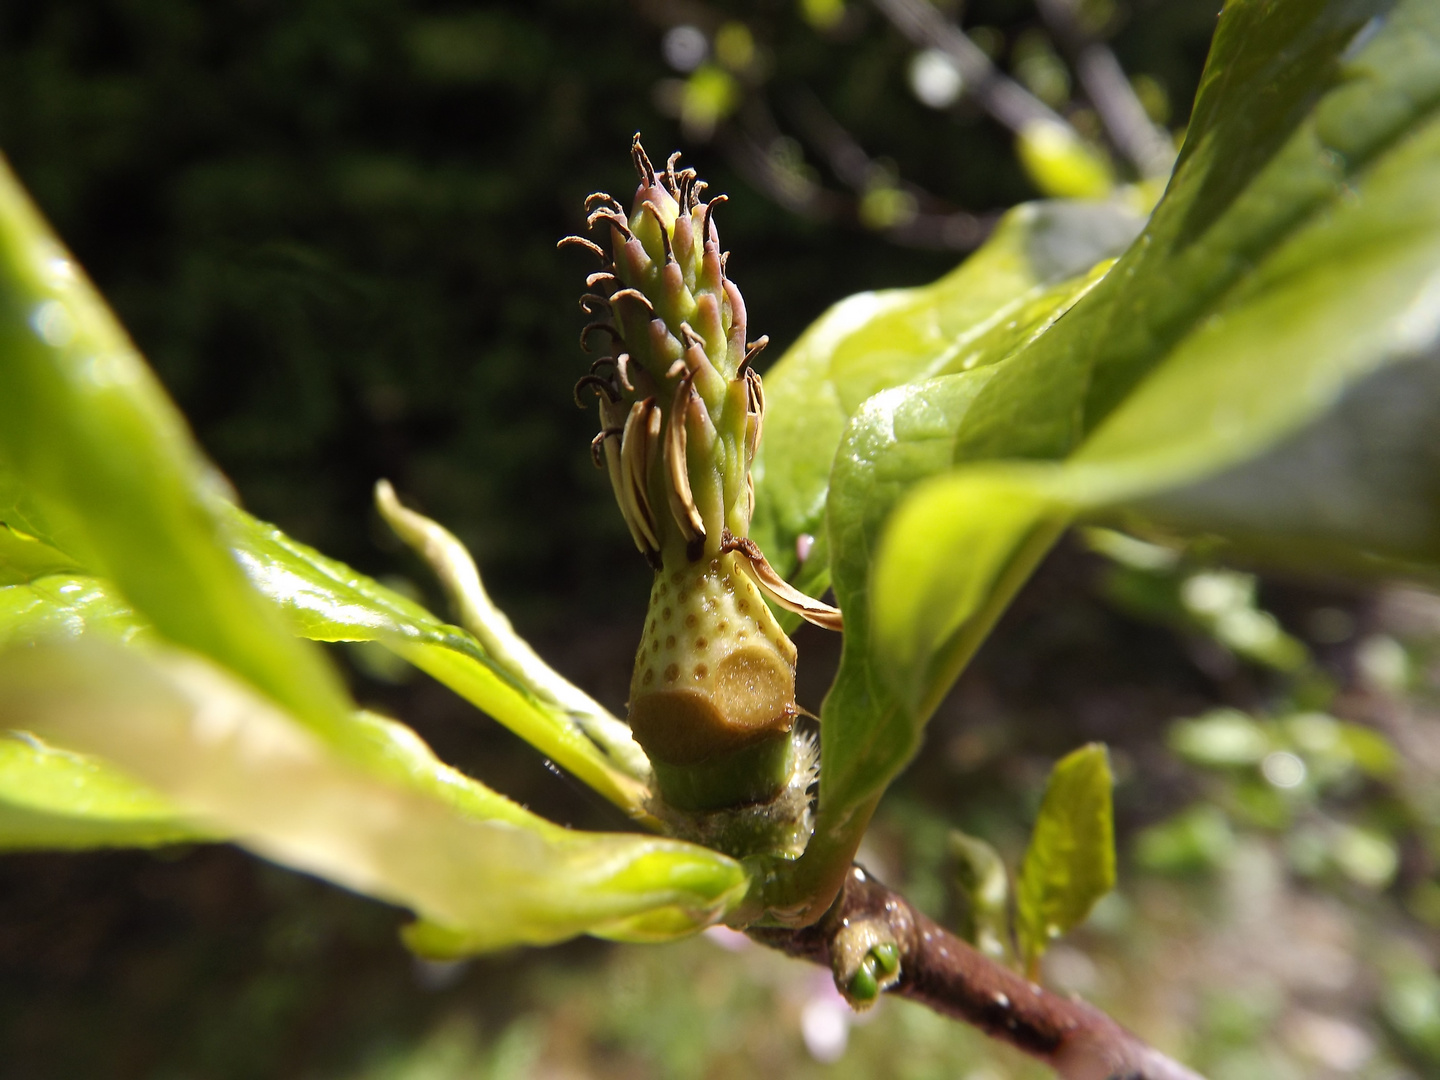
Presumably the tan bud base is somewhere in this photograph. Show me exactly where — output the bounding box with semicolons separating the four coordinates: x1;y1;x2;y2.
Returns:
629;551;797;765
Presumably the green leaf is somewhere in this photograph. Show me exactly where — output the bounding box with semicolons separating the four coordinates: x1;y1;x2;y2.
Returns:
0;640;748;952
0;521;81;586
0;157;651;819
0;572;147;649
0;156;357;747
1015;744;1116;973
0;573;739;940
753;223;1124;919
869;0;1440;727
222;500;653;817
1;542;652;828
0;152;729;942
1169;709;1272;769
751;198;1144;596
949;829;1013;963
0;730;212;851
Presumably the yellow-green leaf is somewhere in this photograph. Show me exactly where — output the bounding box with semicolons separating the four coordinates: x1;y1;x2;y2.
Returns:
0;640;747;952
1015;744;1116;973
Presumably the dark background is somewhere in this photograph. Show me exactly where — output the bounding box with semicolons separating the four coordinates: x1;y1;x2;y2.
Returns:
8;3;1436;1079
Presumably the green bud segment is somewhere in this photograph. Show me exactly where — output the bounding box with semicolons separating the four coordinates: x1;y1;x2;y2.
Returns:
845;945;902;1004
848;960;879;1004
563;137;838;818
831;918;903;1012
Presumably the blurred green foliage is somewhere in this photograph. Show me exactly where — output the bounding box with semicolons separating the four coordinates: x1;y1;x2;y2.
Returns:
5;2;1440;1080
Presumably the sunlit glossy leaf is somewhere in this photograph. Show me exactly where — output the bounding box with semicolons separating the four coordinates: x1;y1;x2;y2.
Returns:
751;198;1145;597
0;729;211;851
0;148;718;940
0;640;747;952
223;501;653;816
0;156;356;745
0;572;736;939
0;521;80;586
757;0;1440;921
870;0;1440;727
753;243;1117;917
1015;744;1115;973
0;155;652;819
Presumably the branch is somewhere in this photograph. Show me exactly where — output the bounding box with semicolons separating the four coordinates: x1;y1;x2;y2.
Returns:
717;116;848;222
717;121;992;251
1034;0;1175;179
750;865;1207;1080
868;0;1064;135
781;89;994;249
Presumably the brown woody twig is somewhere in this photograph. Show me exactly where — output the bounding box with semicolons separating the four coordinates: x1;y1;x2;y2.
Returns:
869;0;1064;135
1034;0;1175;179
750;865;1207;1080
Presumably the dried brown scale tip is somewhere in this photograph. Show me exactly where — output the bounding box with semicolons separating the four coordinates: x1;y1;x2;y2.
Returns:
586;271;618;289
579;293;611;314
644;202;674;261
676;170;697;208
720;532;843;631
702;193;726;241
588;209;635;242
631;133;657;185
586;207;627;231
610;287;655;314
557;235;605;260
589;430;613;467
738;335;770;374
587;356;628;389
585;191;623;212
611;354;637;392
573;373;620;408
579;321;623;352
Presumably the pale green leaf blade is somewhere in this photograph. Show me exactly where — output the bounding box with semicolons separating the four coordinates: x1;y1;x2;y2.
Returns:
870;471;1067;719
221;501;652;814
949;829;1013;963
0;156;650;820
1;560;653;828
0;558;213;851
0;572;151;649
0;730;214;851
0;156;356;744
0;640;748;953
370;483;652;784
1015;744;1116;972
0;521;82;586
